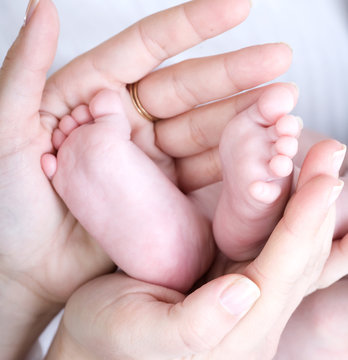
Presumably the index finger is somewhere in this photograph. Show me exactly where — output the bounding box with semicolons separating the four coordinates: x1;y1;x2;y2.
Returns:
91;0;252;83
43;0;251;116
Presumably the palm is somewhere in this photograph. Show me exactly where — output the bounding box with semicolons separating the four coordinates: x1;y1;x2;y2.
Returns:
0;117;112;302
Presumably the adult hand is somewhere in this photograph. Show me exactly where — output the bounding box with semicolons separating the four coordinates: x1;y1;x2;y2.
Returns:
0;0;292;357
46;140;348;360
42;0;293;192
0;1;112;359
276;278;348;359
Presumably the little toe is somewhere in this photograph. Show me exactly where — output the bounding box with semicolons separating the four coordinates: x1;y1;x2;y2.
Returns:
249;181;282;204
276;115;303;138
275;137;298;158
71;105;93;125
52;128;67;150
59;115;79;136
269;155;293;177
41;154;57;179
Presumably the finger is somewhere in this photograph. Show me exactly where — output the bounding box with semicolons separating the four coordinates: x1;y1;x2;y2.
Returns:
296;139;346;190
0;0;59;134
315;234;348;289
249;175;340;288
87;0;251;84
245;141;346;295
218;175;342;356
140;43;292;118
219;145;344;355
43;0;251;116
77;273;260;359
165;275;260;357
176;147;222;193
156;82;298;158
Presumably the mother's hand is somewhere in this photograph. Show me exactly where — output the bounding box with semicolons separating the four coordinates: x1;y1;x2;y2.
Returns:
46;140;348;360
0;2;114;359
42;0;293;192
0;0;291;357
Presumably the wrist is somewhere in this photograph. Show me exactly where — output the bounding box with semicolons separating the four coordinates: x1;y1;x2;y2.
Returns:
46;322;96;360
0;273;61;360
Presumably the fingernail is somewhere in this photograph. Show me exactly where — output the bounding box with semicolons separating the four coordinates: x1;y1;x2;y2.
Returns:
328;179;344;207
220;278;260;317
296;116;304;130
289;82;300;95
279;42;293;53
24;0;40;25
332;144;346;174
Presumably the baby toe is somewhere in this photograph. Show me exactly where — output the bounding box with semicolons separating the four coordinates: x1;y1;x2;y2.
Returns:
269;154;293;177
41;153;57;180
59;115;79;135
249;181;282;204
276;115;303;138
52;128;67;150
275;136;298;158
71;105;93;125
89;89;124;118
258;87;296;126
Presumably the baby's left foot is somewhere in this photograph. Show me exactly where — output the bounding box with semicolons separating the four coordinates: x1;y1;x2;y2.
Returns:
214;86;302;260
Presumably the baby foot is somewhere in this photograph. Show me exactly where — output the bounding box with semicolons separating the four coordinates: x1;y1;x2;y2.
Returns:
214;86;302;261
42;90;213;292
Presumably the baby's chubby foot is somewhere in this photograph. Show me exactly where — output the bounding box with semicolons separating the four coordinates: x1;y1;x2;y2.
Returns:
42;90;213;292
214;86;302;261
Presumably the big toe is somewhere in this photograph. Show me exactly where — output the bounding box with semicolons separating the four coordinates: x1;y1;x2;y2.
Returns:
258;86;296;124
89;89;124;118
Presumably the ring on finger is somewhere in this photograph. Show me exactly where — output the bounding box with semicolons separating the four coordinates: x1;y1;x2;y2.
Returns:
128;81;159;122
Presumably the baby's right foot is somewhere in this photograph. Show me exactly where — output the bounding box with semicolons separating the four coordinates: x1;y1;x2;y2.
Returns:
214;86;302;260
41;90;214;292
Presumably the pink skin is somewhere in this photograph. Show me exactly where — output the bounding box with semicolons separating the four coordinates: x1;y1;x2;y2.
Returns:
42;89;214;293
276;279;348;359
213;87;348;261
42;86;348;289
42;86;304;288
214;87;302;261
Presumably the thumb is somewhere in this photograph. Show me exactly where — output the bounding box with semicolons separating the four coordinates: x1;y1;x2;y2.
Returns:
167;275;260;357
0;0;59;133
126;275;260;359
63;273;260;360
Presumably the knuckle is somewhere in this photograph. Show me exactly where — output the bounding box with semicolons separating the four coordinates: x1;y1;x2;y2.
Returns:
171;68;200;109
181;5;205;42
205;148;222;182
177;314;216;353
188;114;209;150
223;55;241;93
137;21;169;62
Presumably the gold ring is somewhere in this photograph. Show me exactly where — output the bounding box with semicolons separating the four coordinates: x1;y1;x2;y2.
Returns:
128;82;159;122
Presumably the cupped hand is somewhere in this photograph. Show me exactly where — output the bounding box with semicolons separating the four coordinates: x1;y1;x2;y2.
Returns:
0;0;292;356
0;1;114;357
46;140;348;360
0;0;294;300
0;1;113;304
37;0;294;292
42;0;293;192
